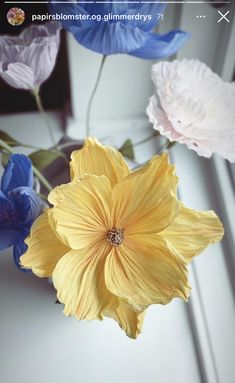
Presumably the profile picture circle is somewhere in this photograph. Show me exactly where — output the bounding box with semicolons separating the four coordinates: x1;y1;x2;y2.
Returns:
7;7;25;26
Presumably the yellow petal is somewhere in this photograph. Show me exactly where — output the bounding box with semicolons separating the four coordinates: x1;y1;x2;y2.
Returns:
53;241;118;320
20;210;69;277
48;175;112;249
70;137;129;187
112;153;179;235
105;237;190;312
104;301;145;339
160;204;224;262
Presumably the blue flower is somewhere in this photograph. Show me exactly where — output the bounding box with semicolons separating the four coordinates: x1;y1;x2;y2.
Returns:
0;154;43;271
50;1;190;59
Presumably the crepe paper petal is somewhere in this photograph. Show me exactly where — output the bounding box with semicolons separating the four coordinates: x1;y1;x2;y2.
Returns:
160;205;224;262
49;2;188;59
20;211;69;277
111;153;179;234
0;21;61;90
1;154;33;195
0;189;19;231
71;22;148;55
9;187;43;225
78;2;166;30
19;42;59;87
0;154;44;270
147;96;183;142
20;20;61;44
21;138;224;338
104;302;145;339
0;62;36;90
0;191;21;250
48;176;112;250
147;59;235;162
13;235;30;272
0;229;21;251
70;138;129;187
130;30;190;59
53;243;118;320
105;238;190;312
51;2;147;52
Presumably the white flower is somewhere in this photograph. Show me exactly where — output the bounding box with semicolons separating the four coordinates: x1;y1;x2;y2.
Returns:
0;21;61;91
147;59;235;162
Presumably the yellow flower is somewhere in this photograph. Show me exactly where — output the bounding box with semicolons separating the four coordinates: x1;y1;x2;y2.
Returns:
20;138;224;338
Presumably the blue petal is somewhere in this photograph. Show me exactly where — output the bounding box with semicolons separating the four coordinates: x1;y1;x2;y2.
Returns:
71;22;148;55
129;30;191;59
49;3;188;58
8;187;43;226
0;191;20;250
50;1;138;21
13;236;30;272
0;229;21;251
0;191;19;229
69;1;166;28
1;154;33;195
49;2;166;36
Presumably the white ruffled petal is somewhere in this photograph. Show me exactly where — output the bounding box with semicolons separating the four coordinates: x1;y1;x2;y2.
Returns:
147;59;235;163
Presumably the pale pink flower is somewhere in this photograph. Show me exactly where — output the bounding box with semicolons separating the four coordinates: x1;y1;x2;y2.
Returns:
0;21;61;91
147;59;235;162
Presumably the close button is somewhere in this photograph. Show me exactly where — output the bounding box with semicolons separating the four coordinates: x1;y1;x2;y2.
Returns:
217;10;230;23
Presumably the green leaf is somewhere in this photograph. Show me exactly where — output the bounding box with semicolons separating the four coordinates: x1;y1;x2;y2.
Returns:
0;131;21;149
1;152;10;168
119;139;135;160
29;150;63;171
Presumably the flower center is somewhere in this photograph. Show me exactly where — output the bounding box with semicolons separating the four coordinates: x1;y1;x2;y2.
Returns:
107;227;124;246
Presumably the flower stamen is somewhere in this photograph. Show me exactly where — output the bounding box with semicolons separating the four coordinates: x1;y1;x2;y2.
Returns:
107;227;124;246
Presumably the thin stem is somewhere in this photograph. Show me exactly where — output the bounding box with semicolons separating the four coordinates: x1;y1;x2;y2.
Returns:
0;138;15;154
18;143;44;150
133;132;160;147
32;166;53;192
32;88;56;145
86;55;106;137
0;138;52;192
0;139;18;154
120;132;160;151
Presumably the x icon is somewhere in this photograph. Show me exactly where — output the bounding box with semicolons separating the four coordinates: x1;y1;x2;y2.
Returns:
218;10;230;23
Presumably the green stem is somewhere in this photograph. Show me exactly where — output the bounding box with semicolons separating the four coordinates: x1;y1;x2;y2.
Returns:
0;138;52;192
32;166;52;192
0;139;17;154
32;88;56;145
86;55;106;137
19;143;44;150
133;132;160;147
120;132;160;152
